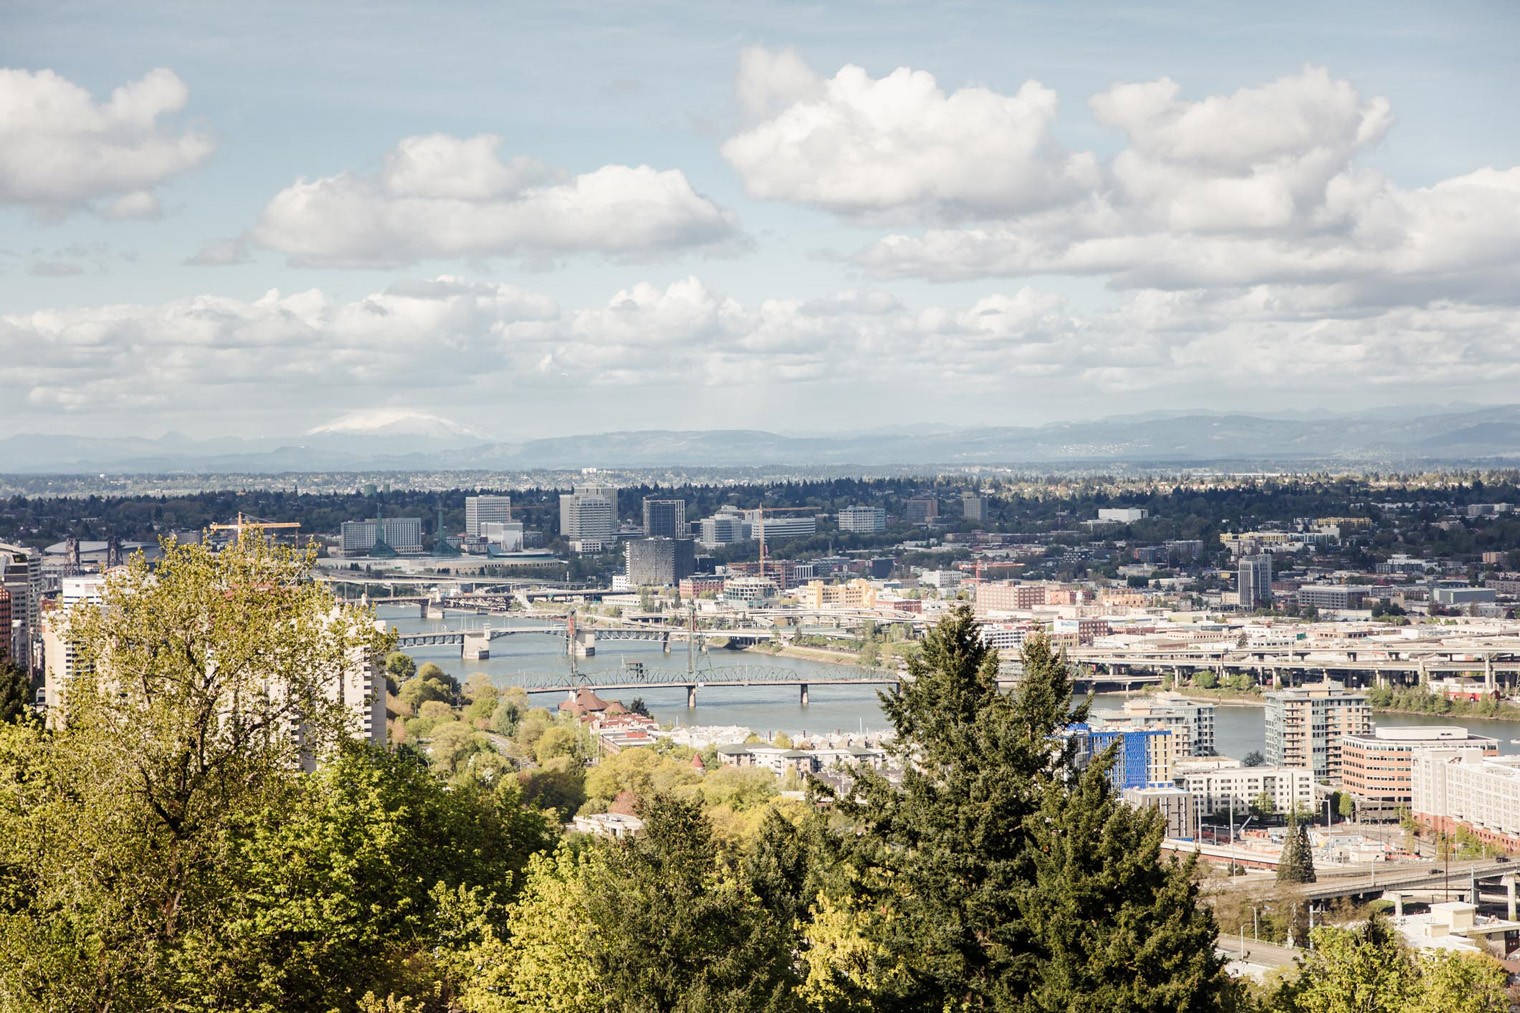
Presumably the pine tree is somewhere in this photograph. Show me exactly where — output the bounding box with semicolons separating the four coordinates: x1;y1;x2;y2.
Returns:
1278;810;1318;885
824;605;1236;1010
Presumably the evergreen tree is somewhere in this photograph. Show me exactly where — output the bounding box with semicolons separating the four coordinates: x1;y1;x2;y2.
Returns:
1278;810;1318;885
823;604;1236;1010
0;661;31;724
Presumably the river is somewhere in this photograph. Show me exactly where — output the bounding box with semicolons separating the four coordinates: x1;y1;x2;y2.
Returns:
379;606;1520;751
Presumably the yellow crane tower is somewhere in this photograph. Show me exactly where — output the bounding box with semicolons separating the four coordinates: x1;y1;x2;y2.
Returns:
208;513;302;543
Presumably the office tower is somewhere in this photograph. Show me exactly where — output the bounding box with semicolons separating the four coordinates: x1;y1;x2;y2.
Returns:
41;574;107;713
698;509;749;549
642;498;686;538
464;495;512;537
1239;553;1273;608
0;587;10;664
961;492;987;523
838;506;887;533
0;543;42;673
339;518;424;555
1265;682;1371;784
624;537;697;587
559;485;618;545
905;497;939;525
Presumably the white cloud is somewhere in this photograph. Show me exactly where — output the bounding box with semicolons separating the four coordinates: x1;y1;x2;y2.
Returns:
0;68;212;216
10;273;1520;428
850;66;1520;310
250;133;740;267
722;47;1096;222
185;236;253;266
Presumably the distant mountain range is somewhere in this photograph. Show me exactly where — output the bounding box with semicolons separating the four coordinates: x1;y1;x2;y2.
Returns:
6;405;1520;474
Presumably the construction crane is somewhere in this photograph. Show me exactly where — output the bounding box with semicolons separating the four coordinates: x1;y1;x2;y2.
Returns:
208;513;302;542
751;505;816;585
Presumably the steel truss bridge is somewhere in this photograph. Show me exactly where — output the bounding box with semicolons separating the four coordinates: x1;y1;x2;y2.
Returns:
513;663;897;707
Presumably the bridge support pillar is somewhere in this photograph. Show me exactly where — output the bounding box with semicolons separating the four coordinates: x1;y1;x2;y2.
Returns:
1505;875;1516;921
663;633;671;655
1486;655;1495;693
419;601;428;619
686;684;697;709
800;683;809;707
1383;892;1404;919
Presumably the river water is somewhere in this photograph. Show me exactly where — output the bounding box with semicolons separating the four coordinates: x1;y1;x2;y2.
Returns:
379;606;1520;751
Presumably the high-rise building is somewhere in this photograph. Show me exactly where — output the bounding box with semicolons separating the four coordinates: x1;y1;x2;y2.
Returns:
0;587;11;665
904;497;939;525
1265;682;1371;784
838;506;886;533
1341;726;1499;821
560;486;618;546
0;542;42;673
1239;554;1273;608
1085;726;1175;790
961;492;987;523
624;537;696;587
340;518;424;555
642;498;687;538
464;495;512;537
1092;693;1216;758
698;508;750;548
42;574;107;714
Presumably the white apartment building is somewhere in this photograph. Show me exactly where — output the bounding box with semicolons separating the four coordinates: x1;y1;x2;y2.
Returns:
560;485;617;545
744;510;816;542
838;506;887;533
1412;750;1520;850
1092;693;1216;758
1265;682;1371;784
464;495;512;537
1175;765;1316;819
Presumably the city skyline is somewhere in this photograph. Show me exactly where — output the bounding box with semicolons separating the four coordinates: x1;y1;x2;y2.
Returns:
4;1;1519;440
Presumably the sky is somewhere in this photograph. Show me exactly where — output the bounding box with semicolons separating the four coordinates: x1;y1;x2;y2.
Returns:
3;0;1519;442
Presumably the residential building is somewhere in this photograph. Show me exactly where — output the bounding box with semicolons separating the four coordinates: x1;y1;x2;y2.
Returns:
340;518;424;555
0;587;9;664
918;569;962;591
974;580;1046;615
1175;765;1316;819
41;575;107;712
796;578;878;610
1239;554;1272;608
961;493;987;523
838;505;887;533
559;485;618;545
1086;726;1176;790
1341;726;1500;821
904;497;939;525
1412;751;1520;851
679;575;725;599
642;498;687;538
464;495;512;537
624;537;696;587
1098;507;1148;523
1093;693;1216;758
1264;682;1371;784
1123;786;1197;840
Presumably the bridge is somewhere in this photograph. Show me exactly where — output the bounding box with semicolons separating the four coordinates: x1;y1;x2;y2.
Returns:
393;622;782;659
515;663;898;708
1066;639;1520;692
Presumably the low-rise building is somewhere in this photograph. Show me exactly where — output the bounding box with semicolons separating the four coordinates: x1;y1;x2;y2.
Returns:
1412;750;1520;851
1174;765;1316;820
1341;726;1499;821
1123;786;1197;840
796;578;878;610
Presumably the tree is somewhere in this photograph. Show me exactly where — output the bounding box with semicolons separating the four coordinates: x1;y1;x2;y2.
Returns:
824;605;1236;1010
1411;950;1510;1013
386;651;418;685
0;660;32;724
464;795;802;1011
1337;792;1356;820
1277;809;1317;884
1275;916;1416;1013
1242;750;1266;767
